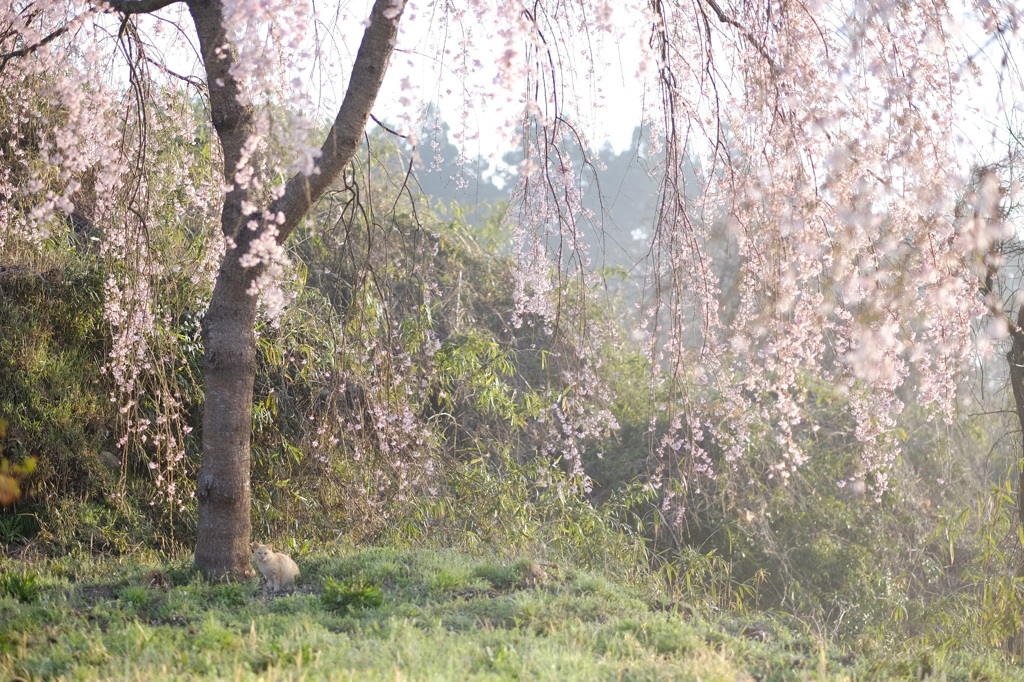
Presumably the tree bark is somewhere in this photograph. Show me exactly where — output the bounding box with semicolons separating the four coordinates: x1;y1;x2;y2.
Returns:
189;0;403;578
195;254;259;576
1007;304;1024;526
1007;303;1024;658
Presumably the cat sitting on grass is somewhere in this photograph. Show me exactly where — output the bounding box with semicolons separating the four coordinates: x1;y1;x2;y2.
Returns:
252;543;301;592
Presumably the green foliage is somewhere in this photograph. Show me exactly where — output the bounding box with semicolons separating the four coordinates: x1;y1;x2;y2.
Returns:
0;264;173;551
432;331;522;425
0;513;38;544
320;576;384;613
236;179;653;548
646;376;1024;658
471;562;523;591
0;105;653;568
0;570;41;603
0;266;107;500
207;582;254;608
391;447;650;576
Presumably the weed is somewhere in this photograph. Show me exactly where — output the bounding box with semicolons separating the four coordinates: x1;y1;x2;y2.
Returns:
473;562;522;591
0;570;41;603
0;513;37;543
320;576;384;613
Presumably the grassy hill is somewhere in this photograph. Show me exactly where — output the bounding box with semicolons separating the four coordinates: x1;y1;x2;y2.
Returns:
1;545;1018;681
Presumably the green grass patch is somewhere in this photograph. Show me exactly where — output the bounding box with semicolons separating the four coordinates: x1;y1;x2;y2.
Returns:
0;569;42;602
0;545;1019;681
321;576;385;613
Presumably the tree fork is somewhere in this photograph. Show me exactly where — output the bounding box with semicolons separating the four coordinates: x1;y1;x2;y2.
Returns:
190;0;403;578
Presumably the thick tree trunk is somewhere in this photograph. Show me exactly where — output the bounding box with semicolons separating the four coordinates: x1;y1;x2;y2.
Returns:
187;0;403;578
1008;304;1024;526
1007;304;1024;657
195;255;259;577
188;0;261;580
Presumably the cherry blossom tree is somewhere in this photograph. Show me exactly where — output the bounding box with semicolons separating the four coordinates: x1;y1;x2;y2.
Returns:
3;0;403;577
0;0;1019;578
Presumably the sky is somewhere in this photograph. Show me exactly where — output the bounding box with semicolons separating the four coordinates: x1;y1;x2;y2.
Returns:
142;0;654;161
134;0;1022;179
327;0;1023;168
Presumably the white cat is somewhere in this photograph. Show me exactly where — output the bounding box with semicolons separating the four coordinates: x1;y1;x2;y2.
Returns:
252;543;301;592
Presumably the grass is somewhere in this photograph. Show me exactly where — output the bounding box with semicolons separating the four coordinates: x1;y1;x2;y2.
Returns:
0;546;1018;681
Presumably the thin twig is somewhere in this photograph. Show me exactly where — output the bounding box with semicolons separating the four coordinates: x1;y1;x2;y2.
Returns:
370;114;407;139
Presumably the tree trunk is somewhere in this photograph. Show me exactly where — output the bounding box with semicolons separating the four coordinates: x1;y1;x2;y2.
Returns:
188;0;403;578
1006;304;1024;657
195;253;259;577
1007;304;1024;526
186;0;262;579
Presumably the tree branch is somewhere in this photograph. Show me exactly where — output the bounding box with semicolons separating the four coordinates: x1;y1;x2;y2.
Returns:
702;0;778;75
103;0;183;14
370;114;407;139
143;53;205;91
0;25;68;72
0;0;181;72
187;0;256;241
271;0;404;242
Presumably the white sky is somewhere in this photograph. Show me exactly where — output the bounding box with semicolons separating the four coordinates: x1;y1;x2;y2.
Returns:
343;0;1023;166
137;0;1021;172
